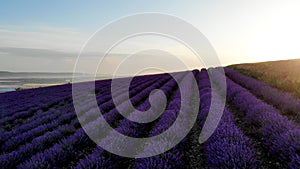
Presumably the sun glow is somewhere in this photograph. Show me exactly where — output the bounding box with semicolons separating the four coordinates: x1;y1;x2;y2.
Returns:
248;3;300;62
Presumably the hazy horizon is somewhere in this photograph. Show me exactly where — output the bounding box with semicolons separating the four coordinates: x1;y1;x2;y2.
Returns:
1;57;300;74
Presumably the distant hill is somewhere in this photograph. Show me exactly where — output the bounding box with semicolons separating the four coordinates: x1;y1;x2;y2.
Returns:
0;71;78;78
0;71;127;78
229;58;300;97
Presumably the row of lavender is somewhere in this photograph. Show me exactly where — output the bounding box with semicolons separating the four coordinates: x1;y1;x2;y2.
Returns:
225;68;300;122
0;75;159;148
196;70;258;168
0;68;299;168
75;71;189;168
0;73;172;168
126;70;258;168
211;67;300;168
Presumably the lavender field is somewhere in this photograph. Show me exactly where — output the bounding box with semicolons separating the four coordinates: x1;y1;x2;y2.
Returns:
0;68;299;169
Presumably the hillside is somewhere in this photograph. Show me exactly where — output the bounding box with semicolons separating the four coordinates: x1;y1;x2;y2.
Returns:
229;59;300;97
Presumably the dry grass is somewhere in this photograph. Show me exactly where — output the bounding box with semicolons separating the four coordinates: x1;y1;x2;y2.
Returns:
228;59;300;97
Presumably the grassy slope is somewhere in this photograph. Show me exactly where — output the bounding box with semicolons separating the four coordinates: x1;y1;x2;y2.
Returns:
228;58;300;97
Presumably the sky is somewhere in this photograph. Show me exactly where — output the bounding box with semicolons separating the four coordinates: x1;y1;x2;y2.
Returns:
0;0;300;73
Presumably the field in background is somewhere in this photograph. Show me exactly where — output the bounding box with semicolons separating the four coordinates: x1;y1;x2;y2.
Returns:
0;71;115;93
229;59;300;97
